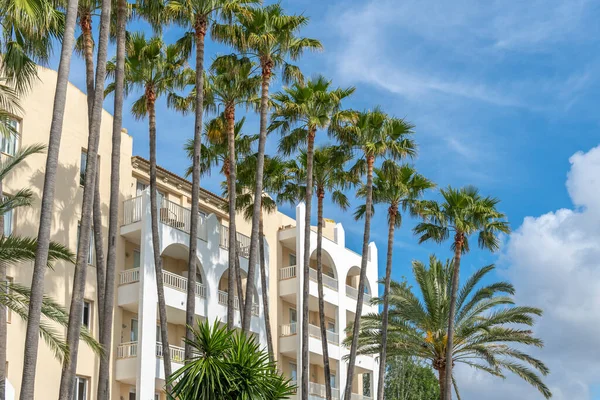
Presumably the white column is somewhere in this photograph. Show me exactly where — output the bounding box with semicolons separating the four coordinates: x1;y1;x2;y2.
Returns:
205;214;221;324
136;189;158;400
334;223;345;247
295;203;306;397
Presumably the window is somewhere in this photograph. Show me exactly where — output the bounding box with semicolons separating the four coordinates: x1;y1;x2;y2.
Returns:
82;300;91;330
77;222;95;265
136;180;148;195
290;363;297;382
3;206;13;236
133;249;141;269
74;376;88;400
289;308;297;334
0;119;19;156
363;373;371;397
128;393;135;400
327;321;335;333
289;253;296;267
130;318;138;342
155;394;160;400
80;151;87;186
330;373;336;389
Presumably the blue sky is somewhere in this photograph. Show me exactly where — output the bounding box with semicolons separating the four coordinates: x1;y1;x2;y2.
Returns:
59;0;600;398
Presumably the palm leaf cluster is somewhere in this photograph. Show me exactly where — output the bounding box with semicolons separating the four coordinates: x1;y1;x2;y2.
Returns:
351;256;551;399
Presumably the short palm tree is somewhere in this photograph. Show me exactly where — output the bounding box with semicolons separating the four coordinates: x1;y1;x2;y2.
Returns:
351;256;551;400
354;161;434;400
165;0;257;359
330;108;416;398
231;154;290;361
109;32;188;385
173;54;260;333
271;76;354;398
168;320;295;400
280;146;356;400
413;186;510;399
213;4;322;336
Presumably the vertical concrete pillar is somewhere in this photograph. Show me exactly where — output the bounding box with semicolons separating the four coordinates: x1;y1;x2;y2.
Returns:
295;203;306;397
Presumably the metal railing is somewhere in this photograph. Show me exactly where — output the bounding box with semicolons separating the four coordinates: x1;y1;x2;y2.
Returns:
309;268;338;290
119;269;207;298
279;265;297;280
116;341;138;359
218;290;259;316
280;323;297;336
219;225;251;258
345;285;371;303
123;196;143;225
156;342;186;364
119;268;140;285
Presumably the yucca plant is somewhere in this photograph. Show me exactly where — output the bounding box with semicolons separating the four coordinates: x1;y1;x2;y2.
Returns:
350;255;551;400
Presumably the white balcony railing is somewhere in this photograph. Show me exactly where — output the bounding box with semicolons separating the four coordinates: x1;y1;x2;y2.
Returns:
219;225;251;258
351;394;372;400
279;265;297;280
156;342;185;364
345;285;371;303
119;269;207;298
308;382;340;399
309;268;338;290
122;196;207;241
123;196;143;225
308;324;339;344
218;290;259;316
116;341;138;359
119;268;140;285
280;323;297;336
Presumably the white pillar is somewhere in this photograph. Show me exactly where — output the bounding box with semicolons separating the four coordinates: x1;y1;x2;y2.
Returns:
136;190;158;400
295;203;306;397
334;223;345;247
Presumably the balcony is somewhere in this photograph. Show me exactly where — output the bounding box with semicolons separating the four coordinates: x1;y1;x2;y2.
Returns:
115;341;186;383
279;323;340;359
279;266;338;290
219;225;251;258
119;268;207;298
289;381;340;400
345;285;372;303
217;289;260;316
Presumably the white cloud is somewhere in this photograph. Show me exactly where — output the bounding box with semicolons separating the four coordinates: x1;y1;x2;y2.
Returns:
455;145;600;399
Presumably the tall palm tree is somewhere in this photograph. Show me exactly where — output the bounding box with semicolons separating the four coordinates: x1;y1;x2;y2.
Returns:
58;0;112;398
173;54;260;334
351;256;551;400
280;146;356;400
0;0;64;93
354;161;434;400
213;4;322;335
165;0;257;360
233;154;290;362
109;32;188;388
168;320;295;399
413;186;510;400
20;1;86;398
271;76;354;399
330;108;416;399
97;0;128;398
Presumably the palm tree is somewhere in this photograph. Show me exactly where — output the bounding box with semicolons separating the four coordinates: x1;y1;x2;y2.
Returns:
165;0;257;360
412;186;510;399
173;54;260;334
0;0;64;93
168;320;295;399
57;0;112;397
280;146;356;400
330;108;416;398
109;32;188;388
20;1;89;398
233;154;290;362
354;161;434;400
351;256;551;400
213;4;322;335
97;0;128;397
271;76;354;399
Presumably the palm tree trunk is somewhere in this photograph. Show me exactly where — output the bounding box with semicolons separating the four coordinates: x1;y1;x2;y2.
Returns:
316;188;332;400
0;180;5;400
301;128;316;400
20;0;80;397
184;15;207;361
58;0;112;397
93;168;106;322
438;365;445;400
344;154;375;399
80;12;95;121
148;97;173;387
235;240;245;327
377;207;396;400
444;235;463;400
259;207;274;361
225;104;237;330
242;59;273;333
97;0;126;396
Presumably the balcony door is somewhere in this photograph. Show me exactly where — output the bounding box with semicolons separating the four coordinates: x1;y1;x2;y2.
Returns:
289;308;297;334
130;319;138;342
